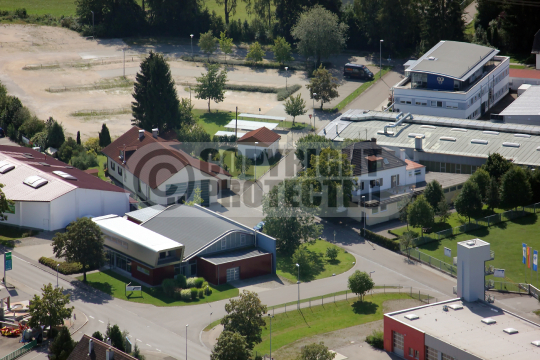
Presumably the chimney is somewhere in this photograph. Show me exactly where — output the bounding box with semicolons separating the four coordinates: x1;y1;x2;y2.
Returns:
88;339;93;355
152;128;158;139
106;348;114;360
371;138;376;144
399;149;406;160
138;130;144;141
415;136;423;150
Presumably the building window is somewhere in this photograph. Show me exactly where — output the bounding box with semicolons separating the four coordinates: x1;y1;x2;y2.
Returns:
110;161;115;171
441;353;456;360
159;252;166;259
118;166;123;176
409;171;412;177
360;181;365;190
414;350;419;359
414;169;421;175
221;239;226;250
391;175;399;188
380;204;387;212
372;207;379;214
137;265;150;276
409;348;414;357
453;80;460;90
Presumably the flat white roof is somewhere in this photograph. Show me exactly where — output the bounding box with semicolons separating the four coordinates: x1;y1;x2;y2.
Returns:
387;299;540;359
500;85;540;116
214;131;246;137
93;215;182;252
239;113;286;121
225;120;279;131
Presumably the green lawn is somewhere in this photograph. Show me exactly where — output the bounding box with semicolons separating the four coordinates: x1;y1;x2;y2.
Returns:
217;149;282;179
79;270;239;306
252;293;410;356
88;155;108;181
510;65;528;69
332;67;392;111
390;205;506;238
0;0;144;17
194;109;308;136
276;239;356;283
0;224;37;247
416;214;540;287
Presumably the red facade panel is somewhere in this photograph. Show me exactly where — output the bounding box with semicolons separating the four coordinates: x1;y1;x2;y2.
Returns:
384;315;425;360
197;257;218;285
130;261;174;286
196;253;272;285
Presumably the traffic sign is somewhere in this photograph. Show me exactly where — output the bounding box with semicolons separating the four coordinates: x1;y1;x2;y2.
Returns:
309;114;312;119
4;252;12;271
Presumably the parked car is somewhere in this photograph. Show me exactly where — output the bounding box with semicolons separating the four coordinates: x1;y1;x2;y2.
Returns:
253;221;265;232
343;63;374;80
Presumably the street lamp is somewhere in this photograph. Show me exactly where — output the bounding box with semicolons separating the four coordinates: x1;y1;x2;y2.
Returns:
254;142;259;181
90;11;95;39
185;324;188;360
122;49;125;78
362;195;366;238
379;40;384;80
190;34;194;58
189;86;191;105
333;230;336;243
56;264;59;288
312;93;317;130
285;67;288;90
370;271;375;278
268;314;274;360
296;263;300;310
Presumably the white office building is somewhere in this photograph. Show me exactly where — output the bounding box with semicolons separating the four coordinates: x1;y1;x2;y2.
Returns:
393;41;510;120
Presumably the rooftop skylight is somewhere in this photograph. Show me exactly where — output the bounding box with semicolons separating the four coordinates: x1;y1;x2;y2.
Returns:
471;139;488;145
23;175;48;189
451;128;467;132
408;133;425;138
52;171;77;181
503;142;520;148
440;137;456;142
0;161;15;174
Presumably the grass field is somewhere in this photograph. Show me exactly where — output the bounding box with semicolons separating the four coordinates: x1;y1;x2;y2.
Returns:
416;214;540;287
218;149;282;179
331;67;392;111
252;293;410;356
80;269;239;306
87;155;108;181
194;110;308;136
276;239;356;283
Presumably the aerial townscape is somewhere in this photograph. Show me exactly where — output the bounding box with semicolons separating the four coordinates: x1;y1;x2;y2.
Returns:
0;1;540;360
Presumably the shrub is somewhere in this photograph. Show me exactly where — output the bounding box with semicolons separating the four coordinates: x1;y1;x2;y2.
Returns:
180;289;191;301
325;247;339;261
198;289;204;298
14;8;27;19
201;281;208;289
71;151;98;170
277;84;302;101
175;274;187;288
186;277;197;288
190;288;198;300
162;279;176;297
366;330;384;349
194;277;205;288
38;257;83;275
205;286;213;296
361;229;400;251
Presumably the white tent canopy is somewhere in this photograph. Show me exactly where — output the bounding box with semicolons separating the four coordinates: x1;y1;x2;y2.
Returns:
239;113;286;121
225;120;279;131
214;131;246;137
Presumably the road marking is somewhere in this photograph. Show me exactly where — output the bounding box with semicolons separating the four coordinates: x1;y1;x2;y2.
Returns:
136;339;142;342
146;344;151;347
98;320;104;323
156;349;161;352
89;316;94;319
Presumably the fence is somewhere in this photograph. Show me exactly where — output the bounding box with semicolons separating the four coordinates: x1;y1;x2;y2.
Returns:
406;248;457;277
48;80;133;93
0;340;37;360
23;55;145;70
408;204;540;249
71;108;131;117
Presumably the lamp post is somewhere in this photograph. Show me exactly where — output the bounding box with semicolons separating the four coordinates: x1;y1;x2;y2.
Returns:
190;34;194;58
56;264;59;288
362;195;366;237
185;324;189;360
90;11;94;39
285;67;288;90
254;142;258;181
379;40;384;80
312;93;317;130
370;271;375;278
122;49;125;78
296;263;300;310
189;86;191;105
268;314;274;360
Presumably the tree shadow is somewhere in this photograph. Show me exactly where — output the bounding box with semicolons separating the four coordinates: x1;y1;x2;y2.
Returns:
327;259;341;266
351;300;378;315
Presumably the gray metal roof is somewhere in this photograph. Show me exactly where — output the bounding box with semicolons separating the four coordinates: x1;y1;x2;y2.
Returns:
200;247;269;265
500;86;540;116
125;205;166;223
408;41;497;80
141;204;251;258
342;141;407;176
320;110;540;166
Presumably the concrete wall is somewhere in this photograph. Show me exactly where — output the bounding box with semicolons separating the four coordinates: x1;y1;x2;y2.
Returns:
509;77;540;90
425;334;482;360
502;114;540;125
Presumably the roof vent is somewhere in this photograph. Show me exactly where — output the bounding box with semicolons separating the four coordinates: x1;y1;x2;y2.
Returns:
483;131;499;135
23;175;48;189
503;328;518;334
481;318;496;325
38;162;50;166
428;56;437;61
440;136;456;142
466;240;476;247
503;142;520;148
451;128;467;132
23;153;34;159
449;304;463;310
53;170;77;180
421;125;436;129
404;314;419;320
514;134;531;138
152;128;159;139
0;161;15;174
532;340;540;347
377;130;394;135
138;129;144;140
471;139;488;145
408;133;425;139
89;339;93;355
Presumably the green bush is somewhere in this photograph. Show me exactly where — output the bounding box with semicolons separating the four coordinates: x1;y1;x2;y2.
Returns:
198;289;205;298
361;229;400;251
190;288;198;300
194;277;205;288
38;257;83;275
174;274;187;288
180;289;191;301
205;286;212;296
202;281;208;289
325;247;339;261
277;84;302;101
71;151;98;170
366;330;384;349
162;278;176;297
186;277;196;288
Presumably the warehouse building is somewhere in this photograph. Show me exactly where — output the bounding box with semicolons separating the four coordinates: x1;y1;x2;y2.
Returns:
499;85;540;125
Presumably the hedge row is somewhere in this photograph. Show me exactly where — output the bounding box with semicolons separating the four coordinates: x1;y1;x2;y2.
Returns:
39;257;83;275
180;55;306;71
361;229;400;251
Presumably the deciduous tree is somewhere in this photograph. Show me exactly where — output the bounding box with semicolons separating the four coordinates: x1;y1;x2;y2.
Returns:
49;326;75;360
221;291;267;349
29;284;73;338
132;51;180;133
397;192;413;230
454;180;482;223
326;246;338;261
423;180;444;212
295;134;332;169
297;342;336;360
0;183;14;222
272;37;293;65
194;64;228;112
52;217;105;282
218;32;234;62
132;343;146;360
106;324;125;352
436;198;450;223
292;5;348;66
262;178;322;255
284;94;307;125
486;176;500;211
210;331;250;360
470;168;490;202
306;65;339;109
245;42;265;64
215;0;249;25
500;166;532;209
400;231;414;258
407;195;434;237
199;31;218;59
483;153;511;182
348;270;374;301
92;331;104;341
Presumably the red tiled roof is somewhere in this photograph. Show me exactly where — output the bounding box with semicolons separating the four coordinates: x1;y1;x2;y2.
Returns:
0;145;126;193
68;335;137;360
102;126;231;189
238;127;280;146
509;68;540;80
405;159;425;170
365;155;383;161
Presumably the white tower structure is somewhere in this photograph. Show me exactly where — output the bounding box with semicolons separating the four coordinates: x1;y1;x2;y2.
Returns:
457;238;492;302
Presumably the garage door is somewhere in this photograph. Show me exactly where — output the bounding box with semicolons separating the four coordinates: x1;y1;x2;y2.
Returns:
392;331;404;357
226;267;239;282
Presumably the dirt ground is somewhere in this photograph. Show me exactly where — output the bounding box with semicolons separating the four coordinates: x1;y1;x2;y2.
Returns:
0;25;301;141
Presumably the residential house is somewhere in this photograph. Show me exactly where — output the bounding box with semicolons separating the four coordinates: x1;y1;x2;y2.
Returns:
237;127;281;159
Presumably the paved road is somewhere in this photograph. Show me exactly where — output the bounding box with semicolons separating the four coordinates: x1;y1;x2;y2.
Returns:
464;0;478;25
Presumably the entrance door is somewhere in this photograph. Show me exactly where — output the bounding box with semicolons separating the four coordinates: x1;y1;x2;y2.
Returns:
226;267;240;282
392;331;404;357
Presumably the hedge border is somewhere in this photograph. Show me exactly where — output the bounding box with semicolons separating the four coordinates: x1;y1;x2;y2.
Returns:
39;256;84;275
361;229;400;251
